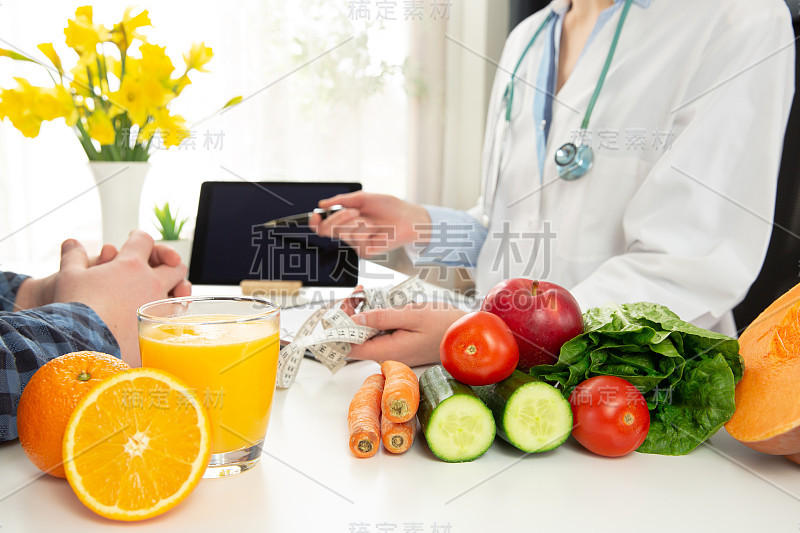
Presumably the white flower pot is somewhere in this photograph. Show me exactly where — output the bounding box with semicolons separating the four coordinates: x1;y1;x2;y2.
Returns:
89;161;150;248
156;238;192;269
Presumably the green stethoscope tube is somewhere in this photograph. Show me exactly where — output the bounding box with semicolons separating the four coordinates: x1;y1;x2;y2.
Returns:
499;0;634;179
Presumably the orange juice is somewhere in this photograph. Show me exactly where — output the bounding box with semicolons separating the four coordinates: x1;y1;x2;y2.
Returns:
139;318;280;454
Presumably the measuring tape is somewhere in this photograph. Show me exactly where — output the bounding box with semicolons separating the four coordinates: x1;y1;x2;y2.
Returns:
276;276;427;389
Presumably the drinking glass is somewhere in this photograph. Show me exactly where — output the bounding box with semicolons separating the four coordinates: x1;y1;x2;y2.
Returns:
137;296;280;478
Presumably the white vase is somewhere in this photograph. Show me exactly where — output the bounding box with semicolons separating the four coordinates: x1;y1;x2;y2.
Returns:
89;161;150;248
156;238;192;269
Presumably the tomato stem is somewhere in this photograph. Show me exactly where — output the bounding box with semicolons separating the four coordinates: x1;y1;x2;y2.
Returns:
466;344;477;356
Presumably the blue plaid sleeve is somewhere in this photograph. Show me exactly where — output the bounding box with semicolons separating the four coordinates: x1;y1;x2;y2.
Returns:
0;273;120;442
0;271;30;312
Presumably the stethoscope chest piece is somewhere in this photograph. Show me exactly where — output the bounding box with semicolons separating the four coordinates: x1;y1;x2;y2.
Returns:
555;142;593;181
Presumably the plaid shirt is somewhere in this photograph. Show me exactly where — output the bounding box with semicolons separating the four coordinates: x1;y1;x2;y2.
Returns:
0;271;120;441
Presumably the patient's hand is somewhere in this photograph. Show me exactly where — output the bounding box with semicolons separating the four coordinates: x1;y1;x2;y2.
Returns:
52;231;190;365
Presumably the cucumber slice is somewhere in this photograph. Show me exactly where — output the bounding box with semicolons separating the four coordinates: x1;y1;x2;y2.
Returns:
474;371;572;453
418;366;496;462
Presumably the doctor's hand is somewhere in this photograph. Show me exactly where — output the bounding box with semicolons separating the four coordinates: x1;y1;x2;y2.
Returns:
347;302;467;367
309;191;431;258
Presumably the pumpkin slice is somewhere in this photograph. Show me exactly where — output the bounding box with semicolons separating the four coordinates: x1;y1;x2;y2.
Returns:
726;283;800;455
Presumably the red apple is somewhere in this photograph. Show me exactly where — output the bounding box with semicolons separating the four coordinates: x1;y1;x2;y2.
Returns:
481;278;583;371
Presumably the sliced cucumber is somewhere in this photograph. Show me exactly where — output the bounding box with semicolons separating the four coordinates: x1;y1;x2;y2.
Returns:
473;371;572;453
418;366;496;462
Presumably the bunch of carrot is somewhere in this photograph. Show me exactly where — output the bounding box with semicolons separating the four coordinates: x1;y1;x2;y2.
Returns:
347;361;420;458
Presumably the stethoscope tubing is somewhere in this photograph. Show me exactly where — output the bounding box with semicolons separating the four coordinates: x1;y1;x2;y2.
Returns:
481;0;634;225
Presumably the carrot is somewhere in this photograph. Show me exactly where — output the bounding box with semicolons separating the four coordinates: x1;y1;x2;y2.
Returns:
380;360;420;423
381;414;416;454
348;374;385;458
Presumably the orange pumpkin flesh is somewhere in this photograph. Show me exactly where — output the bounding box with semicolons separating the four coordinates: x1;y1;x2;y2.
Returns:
726;283;800;455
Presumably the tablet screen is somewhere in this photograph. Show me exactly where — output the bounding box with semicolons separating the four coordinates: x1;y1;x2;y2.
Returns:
189;181;361;286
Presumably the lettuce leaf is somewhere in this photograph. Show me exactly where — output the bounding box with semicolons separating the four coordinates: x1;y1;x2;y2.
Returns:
530;302;743;455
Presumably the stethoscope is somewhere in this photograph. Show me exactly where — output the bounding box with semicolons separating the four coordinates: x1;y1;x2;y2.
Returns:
482;0;633;226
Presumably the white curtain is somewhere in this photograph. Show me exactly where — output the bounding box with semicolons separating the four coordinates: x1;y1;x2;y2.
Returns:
400;0;509;289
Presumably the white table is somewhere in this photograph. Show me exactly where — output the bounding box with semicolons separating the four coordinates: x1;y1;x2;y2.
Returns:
1;263;799;532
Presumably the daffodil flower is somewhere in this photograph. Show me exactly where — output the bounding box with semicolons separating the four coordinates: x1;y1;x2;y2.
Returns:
111;7;150;53
0;5;236;160
87;109;116;145
140;107;189;148
37;43;63;75
64;6;109;61
183;42;213;73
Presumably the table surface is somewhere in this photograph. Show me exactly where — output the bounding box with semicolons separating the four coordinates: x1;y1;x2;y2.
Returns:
2;262;800;532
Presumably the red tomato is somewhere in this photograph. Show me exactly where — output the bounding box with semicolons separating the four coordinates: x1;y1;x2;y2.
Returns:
439;311;519;386
568;376;650;457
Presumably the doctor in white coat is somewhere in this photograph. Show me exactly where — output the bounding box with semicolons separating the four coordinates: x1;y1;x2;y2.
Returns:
312;0;795;366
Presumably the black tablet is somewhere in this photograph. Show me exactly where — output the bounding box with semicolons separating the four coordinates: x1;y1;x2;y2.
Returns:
189;181;361;286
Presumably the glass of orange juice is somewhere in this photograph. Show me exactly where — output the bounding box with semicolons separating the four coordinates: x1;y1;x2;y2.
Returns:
137;296;280;478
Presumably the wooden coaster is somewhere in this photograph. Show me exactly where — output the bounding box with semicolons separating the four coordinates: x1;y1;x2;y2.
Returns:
240;280;302;298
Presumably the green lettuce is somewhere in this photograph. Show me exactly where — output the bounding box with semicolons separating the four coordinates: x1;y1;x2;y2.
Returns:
530;302;743;455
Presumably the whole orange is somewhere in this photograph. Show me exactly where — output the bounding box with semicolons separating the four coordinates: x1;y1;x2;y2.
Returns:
17;351;129;478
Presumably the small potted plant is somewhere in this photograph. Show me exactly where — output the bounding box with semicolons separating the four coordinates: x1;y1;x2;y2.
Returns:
153;202;191;267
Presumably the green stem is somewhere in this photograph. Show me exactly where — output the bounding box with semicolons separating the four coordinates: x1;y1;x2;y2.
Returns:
46;70;58;87
85;65;95;96
123;114;134;157
75;121;99;160
95;56;105;94
108;137;122;161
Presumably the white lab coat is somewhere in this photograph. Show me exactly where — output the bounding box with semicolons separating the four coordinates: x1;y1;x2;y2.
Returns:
470;0;795;334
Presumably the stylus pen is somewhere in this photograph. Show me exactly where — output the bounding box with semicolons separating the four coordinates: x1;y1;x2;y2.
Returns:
261;205;344;228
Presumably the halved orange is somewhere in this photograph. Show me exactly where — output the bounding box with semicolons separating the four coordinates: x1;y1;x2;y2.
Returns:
62;368;212;521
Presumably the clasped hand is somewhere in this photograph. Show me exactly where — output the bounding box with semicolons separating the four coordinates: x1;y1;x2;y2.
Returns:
15;230;190;365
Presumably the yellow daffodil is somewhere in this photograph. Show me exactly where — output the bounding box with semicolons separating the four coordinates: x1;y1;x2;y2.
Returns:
37;85;77;125
113;76;150;125
0;85;41;137
111;75;171;126
0;80;74;137
64;6;109;60
140;107;188;148
2;6;232;161
37;43;63;74
160;113;189;147
183;42;213;73
87;108;116;145
111;7;150;53
139;44;175;83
